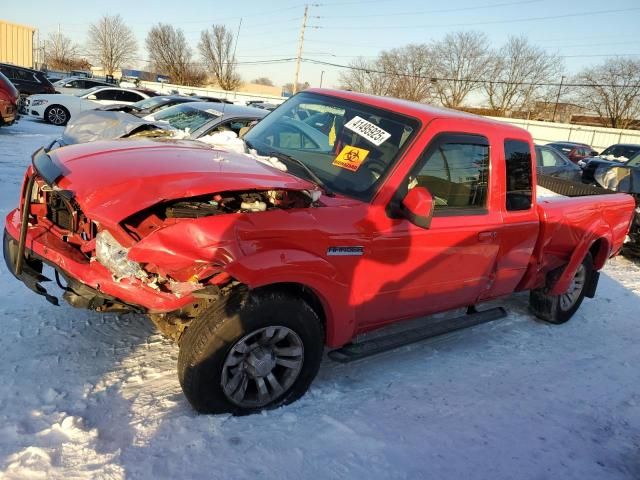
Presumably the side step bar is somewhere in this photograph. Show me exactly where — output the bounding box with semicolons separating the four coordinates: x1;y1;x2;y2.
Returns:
328;307;507;363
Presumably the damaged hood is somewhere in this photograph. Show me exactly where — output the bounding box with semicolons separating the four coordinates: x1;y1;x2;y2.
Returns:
60;110;173;146
47;138;316;224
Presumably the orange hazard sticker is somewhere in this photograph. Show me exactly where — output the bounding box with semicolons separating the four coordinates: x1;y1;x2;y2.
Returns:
332;145;369;172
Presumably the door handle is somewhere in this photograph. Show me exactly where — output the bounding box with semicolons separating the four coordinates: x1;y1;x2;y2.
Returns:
478;231;497;243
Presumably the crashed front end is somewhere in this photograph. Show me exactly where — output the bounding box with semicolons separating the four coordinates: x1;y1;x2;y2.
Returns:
4;146;317;337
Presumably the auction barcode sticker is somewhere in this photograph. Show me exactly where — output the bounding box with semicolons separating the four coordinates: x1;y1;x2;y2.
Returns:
344;116;391;146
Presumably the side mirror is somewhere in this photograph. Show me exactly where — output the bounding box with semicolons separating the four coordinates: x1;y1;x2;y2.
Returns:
401;186;434;228
87;94;97;100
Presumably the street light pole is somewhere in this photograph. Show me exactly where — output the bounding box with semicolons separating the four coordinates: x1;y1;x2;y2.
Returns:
320;70;325;88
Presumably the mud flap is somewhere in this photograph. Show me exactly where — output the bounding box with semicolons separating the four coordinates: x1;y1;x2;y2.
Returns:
584;270;600;299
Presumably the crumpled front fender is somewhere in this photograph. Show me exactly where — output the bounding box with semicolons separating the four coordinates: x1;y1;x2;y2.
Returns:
225;249;354;347
128;215;247;274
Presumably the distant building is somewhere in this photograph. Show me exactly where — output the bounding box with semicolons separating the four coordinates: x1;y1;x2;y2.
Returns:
0;20;36;68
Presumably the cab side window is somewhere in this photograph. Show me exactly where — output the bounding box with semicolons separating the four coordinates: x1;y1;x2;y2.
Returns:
505;140;532;211
408;134;489;211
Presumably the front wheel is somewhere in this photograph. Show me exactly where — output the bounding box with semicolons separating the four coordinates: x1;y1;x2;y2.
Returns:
529;254;594;324
177;290;324;415
44;105;69;125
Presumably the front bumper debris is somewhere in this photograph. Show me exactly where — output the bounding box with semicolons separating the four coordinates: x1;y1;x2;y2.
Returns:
4;208;197;312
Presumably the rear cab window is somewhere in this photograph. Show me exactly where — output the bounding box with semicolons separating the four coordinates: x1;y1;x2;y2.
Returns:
504;140;533;211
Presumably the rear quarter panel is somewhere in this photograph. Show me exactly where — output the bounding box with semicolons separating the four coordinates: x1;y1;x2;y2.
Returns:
518;193;635;292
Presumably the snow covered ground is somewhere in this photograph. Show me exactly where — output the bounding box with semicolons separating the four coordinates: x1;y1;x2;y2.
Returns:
0;118;639;480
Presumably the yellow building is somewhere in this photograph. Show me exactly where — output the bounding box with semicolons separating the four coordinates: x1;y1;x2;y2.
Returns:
0;20;35;68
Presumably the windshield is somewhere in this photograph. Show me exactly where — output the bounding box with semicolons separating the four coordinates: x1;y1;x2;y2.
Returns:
600;145;640;161
150;104;221;131
627;152;640;167
243;92;420;201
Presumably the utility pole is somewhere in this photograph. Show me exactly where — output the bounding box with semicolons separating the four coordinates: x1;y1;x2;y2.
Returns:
233;18;242;62
551;75;565;123
319;70;325;88
293;5;308;94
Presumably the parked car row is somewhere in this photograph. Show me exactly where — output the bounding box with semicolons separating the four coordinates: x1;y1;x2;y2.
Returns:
59;101;269;145
25;86;151;125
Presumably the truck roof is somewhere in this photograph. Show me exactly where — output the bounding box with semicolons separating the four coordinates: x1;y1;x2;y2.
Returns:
307;88;529;137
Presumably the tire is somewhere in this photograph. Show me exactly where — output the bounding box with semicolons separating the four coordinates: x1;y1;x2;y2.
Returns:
529;254;594;324
177;289;324;415
44;105;69;126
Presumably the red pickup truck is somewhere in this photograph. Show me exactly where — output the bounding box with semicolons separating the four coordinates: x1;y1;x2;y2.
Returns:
4;89;635;415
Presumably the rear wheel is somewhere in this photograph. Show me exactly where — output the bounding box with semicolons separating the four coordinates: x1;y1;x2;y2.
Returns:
529;254;593;324
45;105;69;125
177;290;324;415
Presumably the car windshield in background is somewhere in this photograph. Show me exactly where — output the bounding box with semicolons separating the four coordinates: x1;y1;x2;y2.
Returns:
131;96;169;111
243;92;420;201
151;104;223;132
626;153;640;167
600;145;640;160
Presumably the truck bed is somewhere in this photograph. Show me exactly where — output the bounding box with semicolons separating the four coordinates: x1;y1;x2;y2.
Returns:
519;175;635;291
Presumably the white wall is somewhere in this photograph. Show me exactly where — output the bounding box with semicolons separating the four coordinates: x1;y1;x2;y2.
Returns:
139;80;287;105
487;116;640;151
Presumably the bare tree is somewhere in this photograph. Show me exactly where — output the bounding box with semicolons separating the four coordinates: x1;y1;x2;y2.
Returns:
432;31;491;108
339;45;434;102
574;58;640;129
252;77;274;86
198;25;241;91
43;32;81;71
87;15;137;75
380;44;435;102
182;64;208;87
483;37;562;115
146;24;195;85
283;82;310;95
338;57;393;96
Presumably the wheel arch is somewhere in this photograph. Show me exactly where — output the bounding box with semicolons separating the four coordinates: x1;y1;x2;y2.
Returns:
549;228;611;296
225;250;355;347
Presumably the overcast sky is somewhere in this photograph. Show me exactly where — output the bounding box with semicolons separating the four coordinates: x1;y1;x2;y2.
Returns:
4;0;640;89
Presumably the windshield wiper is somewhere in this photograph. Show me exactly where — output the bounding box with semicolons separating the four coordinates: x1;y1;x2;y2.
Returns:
267;150;334;197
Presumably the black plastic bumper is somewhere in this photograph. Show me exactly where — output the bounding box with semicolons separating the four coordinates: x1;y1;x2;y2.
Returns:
3;229;143;312
4;229;59;305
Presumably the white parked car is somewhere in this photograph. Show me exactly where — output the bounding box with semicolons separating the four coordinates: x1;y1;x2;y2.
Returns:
52;76;115;95
25;87;150;125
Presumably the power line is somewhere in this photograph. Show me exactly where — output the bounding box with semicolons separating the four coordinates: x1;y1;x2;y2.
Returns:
302;58;640;88
317;0;542;18
311;6;640;30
